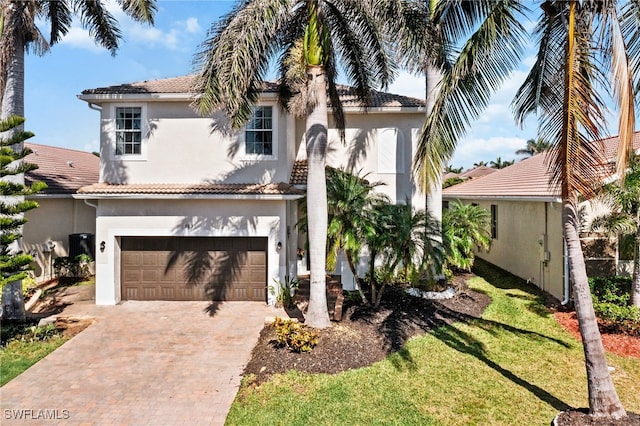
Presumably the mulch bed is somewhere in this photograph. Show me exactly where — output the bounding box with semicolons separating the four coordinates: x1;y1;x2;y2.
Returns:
243;273;490;385
554;410;640;425
554;312;640;358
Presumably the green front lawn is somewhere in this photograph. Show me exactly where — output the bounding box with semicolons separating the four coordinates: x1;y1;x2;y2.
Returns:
1;325;68;386
226;263;640;426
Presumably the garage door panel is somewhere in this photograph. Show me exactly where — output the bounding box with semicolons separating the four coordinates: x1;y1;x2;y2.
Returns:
121;237;267;302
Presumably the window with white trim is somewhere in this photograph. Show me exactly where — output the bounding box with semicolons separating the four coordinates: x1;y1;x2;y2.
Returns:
245;106;273;156
115;107;142;155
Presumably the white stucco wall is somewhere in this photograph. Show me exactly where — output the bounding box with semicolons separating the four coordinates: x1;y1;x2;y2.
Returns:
444;198;566;301
23;197;96;282
98;100;293;185
294;111;425;208
93;198;288;305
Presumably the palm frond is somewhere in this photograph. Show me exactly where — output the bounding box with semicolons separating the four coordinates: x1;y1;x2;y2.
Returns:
41;0;72;45
414;0;528;188
192;0;291;128
599;1;636;179
621;0;640;95
73;0;121;55
117;0;157;24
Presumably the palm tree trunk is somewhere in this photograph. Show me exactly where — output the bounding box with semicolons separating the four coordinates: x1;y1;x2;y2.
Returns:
0;17;26;322
304;65;331;328
632;231;640;307
563;201;626;418
425;63;444;281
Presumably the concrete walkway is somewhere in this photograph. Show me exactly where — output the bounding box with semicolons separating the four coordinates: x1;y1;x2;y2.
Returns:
1;300;285;425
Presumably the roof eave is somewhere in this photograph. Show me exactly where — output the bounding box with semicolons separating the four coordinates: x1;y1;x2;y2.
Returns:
73;193;304;201
442;194;562;203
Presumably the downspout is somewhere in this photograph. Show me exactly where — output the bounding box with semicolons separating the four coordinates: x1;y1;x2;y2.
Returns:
87;102;102;112
83;199;98;210
562;239;570;305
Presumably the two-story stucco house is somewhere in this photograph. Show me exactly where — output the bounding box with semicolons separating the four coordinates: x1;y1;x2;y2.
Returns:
75;76;426;305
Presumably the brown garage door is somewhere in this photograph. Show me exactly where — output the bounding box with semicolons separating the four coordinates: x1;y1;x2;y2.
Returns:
120;237;267;302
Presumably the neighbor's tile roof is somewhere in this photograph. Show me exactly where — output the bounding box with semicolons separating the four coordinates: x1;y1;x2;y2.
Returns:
459;166;497;179
77;182;305;196
443;131;640;200
25;143;99;195
81;75;425;108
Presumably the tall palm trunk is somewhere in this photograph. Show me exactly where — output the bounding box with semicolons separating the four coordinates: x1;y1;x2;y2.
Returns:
563;201;626;418
304;65;331;328
0;10;26;321
425;63;443;280
632;230;640;307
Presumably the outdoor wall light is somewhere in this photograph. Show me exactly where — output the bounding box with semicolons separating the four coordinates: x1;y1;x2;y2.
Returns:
100;241;106;253
276;241;282;250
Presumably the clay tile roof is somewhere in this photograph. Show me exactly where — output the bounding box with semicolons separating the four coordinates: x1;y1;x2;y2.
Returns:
443;131;640;200
82;76;425;108
25;143;99;195
290;160;308;185
459;166;497;179
77;182;304;196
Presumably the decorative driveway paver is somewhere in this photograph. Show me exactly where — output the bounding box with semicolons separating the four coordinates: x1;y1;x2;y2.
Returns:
1;301;284;425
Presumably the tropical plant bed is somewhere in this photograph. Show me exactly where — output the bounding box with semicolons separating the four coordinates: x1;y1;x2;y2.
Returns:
243;273;490;385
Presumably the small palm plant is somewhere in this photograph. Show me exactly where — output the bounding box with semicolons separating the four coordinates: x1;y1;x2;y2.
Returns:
442;200;491;271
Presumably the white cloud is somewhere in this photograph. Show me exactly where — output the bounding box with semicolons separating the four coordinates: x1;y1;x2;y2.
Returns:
184;17;201;34
452;136;526;168
59;26;106;53
388;71;425;99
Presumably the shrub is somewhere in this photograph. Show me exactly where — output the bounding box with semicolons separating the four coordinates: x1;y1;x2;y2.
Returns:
588;276;639;335
588;276;631;305
269;277;299;309
273;317;319;353
54;254;92;284
593;302;640;336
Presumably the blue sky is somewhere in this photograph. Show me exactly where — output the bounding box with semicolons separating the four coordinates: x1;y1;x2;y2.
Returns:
23;0;626;169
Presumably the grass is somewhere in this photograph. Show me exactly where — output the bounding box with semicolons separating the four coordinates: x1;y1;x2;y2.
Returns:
226;260;640;426
0;324;68;386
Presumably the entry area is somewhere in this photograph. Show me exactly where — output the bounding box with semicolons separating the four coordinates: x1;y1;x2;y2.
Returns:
120;236;267;302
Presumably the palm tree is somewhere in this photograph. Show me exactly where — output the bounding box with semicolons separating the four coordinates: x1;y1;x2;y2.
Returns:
473;160;488;168
192;0;396;328
0;0;156;322
442;200;491;271
515;137;551;157
373;0;527;283
324;167;388;305
1;0;156;118
590;154;640;307
512;0;639;419
445;164;463;174
489;156;514;169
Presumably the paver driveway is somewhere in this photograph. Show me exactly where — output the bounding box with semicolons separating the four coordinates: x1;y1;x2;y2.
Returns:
1;300;284;425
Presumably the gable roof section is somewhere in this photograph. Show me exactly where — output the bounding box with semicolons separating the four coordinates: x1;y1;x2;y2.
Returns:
443;131;640;202
25;143;99;195
80;75;425;109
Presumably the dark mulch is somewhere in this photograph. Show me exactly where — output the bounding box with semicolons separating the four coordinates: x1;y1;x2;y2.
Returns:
553;410;640;425
243;273;490;384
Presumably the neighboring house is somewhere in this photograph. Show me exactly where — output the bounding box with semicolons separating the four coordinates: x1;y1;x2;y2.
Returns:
443;132;640;303
23;143;99;282
76;75;425;305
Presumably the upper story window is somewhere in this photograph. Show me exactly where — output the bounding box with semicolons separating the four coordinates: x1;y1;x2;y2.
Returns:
245;106;273;156
115;107;142;155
